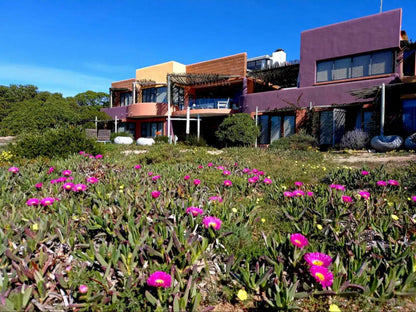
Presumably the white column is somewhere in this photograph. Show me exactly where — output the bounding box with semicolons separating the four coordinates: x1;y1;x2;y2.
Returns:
167;75;172;144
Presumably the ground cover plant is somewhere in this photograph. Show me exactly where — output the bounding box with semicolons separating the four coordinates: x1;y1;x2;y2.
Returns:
0;144;415;311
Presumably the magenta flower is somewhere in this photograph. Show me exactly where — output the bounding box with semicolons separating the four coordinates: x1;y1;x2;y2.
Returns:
209;196;223;203
134;165;141;170
40;197;55;206
223;180;233;187
361;170;369;176
283;191;293;197
147;271;172;288
295;181;303;187
203;216;222;230
62;170;72;176
8;167;19;174
148;172;153;176
50;180;57;184
78;284;88;294
293;190;305;197
290;233;309;249
35;182;43;189
207;162;214;167
330;184;345;191
342;195;352;203
217;166;225;170
412;196;416;202
307;191;314;197
73;184;87;192
86;177;98;184
62;183;74;191
358;191;370;200
47;167;55;174
57;177;67;183
95;154;103;159
186;207;204;216
252;169;259;174
388;180;399;186
79;151;85;155
258;171;265;175
26;198;40;206
193;179;201;186
198;165;204;169
310;266;334;287
377;180;387;186
89;155;94;159
304;252;332;267
151;190;160;198
223;170;231;176
152;175;161;181
263;178;272;185
243;168;250;174
248;177;257;184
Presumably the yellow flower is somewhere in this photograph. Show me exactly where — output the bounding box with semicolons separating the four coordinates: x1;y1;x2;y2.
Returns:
329;304;341;312
237;289;248;301
261;218;266;223
391;214;399;221
317;224;323;230
232;208;238;213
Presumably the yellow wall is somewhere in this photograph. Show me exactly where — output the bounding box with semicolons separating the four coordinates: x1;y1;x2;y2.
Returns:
136;61;186;82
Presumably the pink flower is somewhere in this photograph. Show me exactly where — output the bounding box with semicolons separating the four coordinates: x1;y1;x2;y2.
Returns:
283;191;293;197
252;169;259;174
209;196;223;203
304;252;332;267
223;170;231;176
207;162;214;167
388;180;399;186
248;177;257;184
358;191;370;200
184;175;190;180
263;178;272;185
198;165;204;169
78;284;88;294
193;179;201;186
134;165;141;170
295;181;303;187
26;198;40;206
62;170;72;176
8;167;19;174
258;171;265;175
152;175;161;181
57;177;67;183
148;172;153;176
47;167;55;174
86;177;98;184
361;170;369;176
310;266;334;288
35;182;43;189
307;191;314;197
412;196;416;202
50;179;57;184
186;207;204;216
147;271;172;288
223;180;233;187
40;197;55;206
342;195;352;203
62;183;74;191
79;151;85;155
243;168;250;174
89;155;94;159
151;190;160;198
73;184;87;192
377;180;387;186
203;216;222;230
293;190;305;197
330;184;345;191
290;233;309;249
95;154;103;159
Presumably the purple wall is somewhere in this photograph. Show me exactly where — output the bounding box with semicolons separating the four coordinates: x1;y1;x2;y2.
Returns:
300;9;402;87
241;75;397;113
101;106;128;120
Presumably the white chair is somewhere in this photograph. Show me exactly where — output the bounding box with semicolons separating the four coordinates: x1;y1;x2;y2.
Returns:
217;98;230;109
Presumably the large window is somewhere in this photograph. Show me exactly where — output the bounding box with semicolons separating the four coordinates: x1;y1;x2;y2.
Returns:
120;92;132;106
316;50;394;83
141;122;164;137
247;58;270;71
142;87;167;103
258;114;295;144
403;99;416;134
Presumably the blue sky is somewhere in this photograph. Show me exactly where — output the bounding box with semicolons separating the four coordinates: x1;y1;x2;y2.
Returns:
1;0;415;97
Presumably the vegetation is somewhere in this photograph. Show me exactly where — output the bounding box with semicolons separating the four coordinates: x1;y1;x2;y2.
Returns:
0;143;415;311
269;131;317;150
216;113;260;147
340;129;370;150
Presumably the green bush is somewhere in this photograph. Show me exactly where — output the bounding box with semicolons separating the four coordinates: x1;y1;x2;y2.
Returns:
154;135;169;144
269;131;316;150
110;131;133;141
184;134;207;147
216;113;259;147
340;129;370;150
10;126;104;159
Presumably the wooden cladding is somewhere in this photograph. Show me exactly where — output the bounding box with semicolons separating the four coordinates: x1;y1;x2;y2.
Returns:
186;53;247;77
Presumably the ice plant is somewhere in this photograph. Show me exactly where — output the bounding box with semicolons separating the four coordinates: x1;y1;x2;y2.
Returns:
78;285;88;294
290;233;309;249
62;170;72;176
307;191;314;197
361;170;369;175
223;180;232;187
304;252;332;267
47;167;55;174
26;198;40;206
263;178;272;184
283;191;293;197
198;165;204;169
293;190;305;197
86;177;98;184
186;207;204;216
310;265;334;287
412;196;416;202
209;196;223;203
184;175;190;180
134;165;141;170
203;216;222;230
330;184;345;191
73;184;87;192
294;181;303;187
207;162;213;167
40;197;55;206
193;179;201;185
342;195;352;203
35;182;43;189
223;170;231;175
152;175;161;181
95;154;103;159
377;180;387;186
358;191;370;200
147;271;172;288
388;179;399;186
8;167;19;174
151;190;160;198
62;183;74;191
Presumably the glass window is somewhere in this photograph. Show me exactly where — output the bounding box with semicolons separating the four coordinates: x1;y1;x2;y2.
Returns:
332;57;351;80
283;116;295;137
156;87;167;103
120;92;132;106
270;116;281;142
141;122;164;137
352;54;370;78
259;115;269;144
316;60;332;82
363;111;374;133
403;99;416;133
371;50;393;75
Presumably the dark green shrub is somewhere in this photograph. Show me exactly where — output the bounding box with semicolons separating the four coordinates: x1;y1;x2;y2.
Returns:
10;126;104;159
216;113;259;147
110;131;133;141
154;135;169;144
269;131;316;150
184;134;207;147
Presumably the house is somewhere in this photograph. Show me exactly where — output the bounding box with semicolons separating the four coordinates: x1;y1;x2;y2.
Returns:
240;8;416;147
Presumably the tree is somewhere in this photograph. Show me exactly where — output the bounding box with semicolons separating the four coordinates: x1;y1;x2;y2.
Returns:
215;113;260;147
74;90;109;108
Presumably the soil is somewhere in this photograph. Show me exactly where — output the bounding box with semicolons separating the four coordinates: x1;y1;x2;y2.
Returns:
326;151;416;168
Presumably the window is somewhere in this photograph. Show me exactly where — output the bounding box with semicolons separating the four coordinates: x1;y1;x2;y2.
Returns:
258;114;295;144
141;122;164;137
316;50;394;83
259;115;269;144
142;87;167;103
403;99;416;133
120;92;132;106
247;58;270;71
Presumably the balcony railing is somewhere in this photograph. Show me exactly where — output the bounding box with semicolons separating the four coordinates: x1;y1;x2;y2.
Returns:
187;98;231;110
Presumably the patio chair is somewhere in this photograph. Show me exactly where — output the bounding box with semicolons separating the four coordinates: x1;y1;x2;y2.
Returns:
97;129;111;143
85;129;98;139
217;98;230;109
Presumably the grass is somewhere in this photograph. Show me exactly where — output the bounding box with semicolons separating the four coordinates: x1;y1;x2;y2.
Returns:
0;143;415;311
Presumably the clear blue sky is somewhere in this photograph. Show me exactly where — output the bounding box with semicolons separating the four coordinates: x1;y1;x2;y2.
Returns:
1;0;415;97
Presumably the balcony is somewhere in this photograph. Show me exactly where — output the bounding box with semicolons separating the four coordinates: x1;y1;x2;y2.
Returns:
187;98;231;110
102;102;169;120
